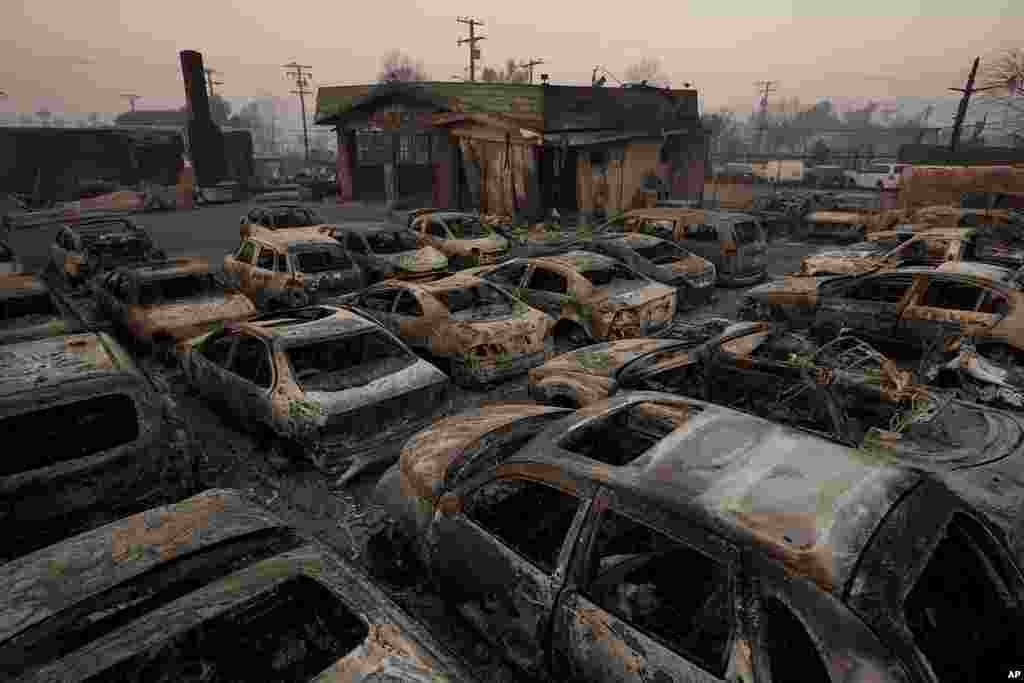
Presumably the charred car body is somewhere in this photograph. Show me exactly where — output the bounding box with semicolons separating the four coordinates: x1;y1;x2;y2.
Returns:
599;208;768;287
801;210;871;242
49;217;165;287
93;256;257;359
224;223;363;310
349;273;555;387
738;267;1024;362
179;304;449;485
468;250;678;352
0;332;198;562
796;227;1024;277
409;210;511;269
240;203;333;232
372;393;1024;682
0;488;475;682
0;274;80;345
330;223;449;284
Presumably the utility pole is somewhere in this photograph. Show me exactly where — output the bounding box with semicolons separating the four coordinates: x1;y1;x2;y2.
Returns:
456;17;486;82
949;57;1001;153
121;94;141;112
283;62;313;165
519;58;545;84
204;68;224;97
754;80;778;156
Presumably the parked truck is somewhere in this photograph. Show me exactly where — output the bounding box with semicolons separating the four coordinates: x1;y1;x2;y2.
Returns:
843;162;910;190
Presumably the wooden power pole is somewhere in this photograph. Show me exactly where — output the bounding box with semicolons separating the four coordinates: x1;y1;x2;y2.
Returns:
519;58;545;84
121;94;141;112
283;62;313;164
949;57;1001;153
754;80;778;155
457;17;486;82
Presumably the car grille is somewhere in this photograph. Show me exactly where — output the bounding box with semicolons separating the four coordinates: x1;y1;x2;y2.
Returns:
324;383;445;440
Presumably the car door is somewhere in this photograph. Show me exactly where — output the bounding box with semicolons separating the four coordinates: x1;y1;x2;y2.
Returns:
250;244;278;299
897;276;1005;350
814;273;914;343
391;289;431;349
524;264;570;317
550;489;743;683
187;329;239;405
354;287;401;334
431;473;591;678
226;240;258;291
223;335;276;430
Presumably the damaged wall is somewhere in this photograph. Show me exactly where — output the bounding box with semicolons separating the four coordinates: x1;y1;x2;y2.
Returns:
456;134;536;218
576;140;662;216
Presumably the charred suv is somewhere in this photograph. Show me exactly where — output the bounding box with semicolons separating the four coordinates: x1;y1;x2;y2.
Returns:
179;305;449;485
0;489;475;682
371;393;1024;682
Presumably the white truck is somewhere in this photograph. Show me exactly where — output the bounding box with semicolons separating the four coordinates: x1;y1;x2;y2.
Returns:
843;162;910;190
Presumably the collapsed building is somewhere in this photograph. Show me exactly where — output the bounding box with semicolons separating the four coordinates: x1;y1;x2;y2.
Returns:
314;80;706;221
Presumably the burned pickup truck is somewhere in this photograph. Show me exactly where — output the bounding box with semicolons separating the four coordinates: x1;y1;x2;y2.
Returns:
0;332;199;562
0;488;475;682
179;304;449;485
371;393;1024;682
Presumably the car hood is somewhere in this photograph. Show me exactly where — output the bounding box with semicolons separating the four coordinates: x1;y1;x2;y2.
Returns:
379;247;448;273
532;338;676;380
589;281;675;309
798;252;883;276
136;294;256;334
303;357;447;420
445;235;509;255
445;307;554;351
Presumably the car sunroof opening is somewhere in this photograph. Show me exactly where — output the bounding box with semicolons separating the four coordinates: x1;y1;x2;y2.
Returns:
559;401;701;465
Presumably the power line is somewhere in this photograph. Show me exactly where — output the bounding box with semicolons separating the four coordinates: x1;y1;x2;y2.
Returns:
520;58;544;84
204;68;224;97
456;17;486;82
121;94;141;112
283;62;313;165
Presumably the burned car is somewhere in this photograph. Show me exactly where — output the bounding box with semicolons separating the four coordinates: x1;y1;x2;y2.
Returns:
93;256;257;360
598;208;768;287
224;222;363;310
0;332;198;562
582;233;717;309
371;392;1024;682
739;267;1024;362
331;223;449;283
795;227;1024;277
410;210;511;268
468;250;678;352
0;274;81;345
180;304;449;485
0;488;475;683
240;202;332;231
49;216;165;287
349;273;555;387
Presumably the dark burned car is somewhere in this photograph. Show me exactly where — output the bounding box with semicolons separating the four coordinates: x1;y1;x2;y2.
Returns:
0;488;475;683
330;223;449;284
582;233;717;309
240;203;333;232
0;332;198;563
49;216;165;287
371;393;1024;682
349;273;555;387
0;274;80;345
93;256;257;359
179;305;449;485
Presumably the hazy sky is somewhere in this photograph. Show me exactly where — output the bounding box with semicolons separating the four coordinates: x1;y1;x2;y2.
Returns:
2;0;1020;116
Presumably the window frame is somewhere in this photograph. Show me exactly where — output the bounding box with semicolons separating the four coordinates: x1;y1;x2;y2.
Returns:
357;287;400;314
255;245;277;271
393;290;423;317
227;335;275;389
842;274;914;303
527;265;569;294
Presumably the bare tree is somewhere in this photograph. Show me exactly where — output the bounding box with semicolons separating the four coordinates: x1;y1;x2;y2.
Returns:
481;59;528;83
378;50;430;82
980;48;1024;143
623;59;671;88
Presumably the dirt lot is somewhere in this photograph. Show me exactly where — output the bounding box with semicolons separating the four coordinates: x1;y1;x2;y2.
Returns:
7;199;821;682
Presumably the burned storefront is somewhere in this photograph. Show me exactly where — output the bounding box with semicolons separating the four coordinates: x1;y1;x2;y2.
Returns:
315;80;705;221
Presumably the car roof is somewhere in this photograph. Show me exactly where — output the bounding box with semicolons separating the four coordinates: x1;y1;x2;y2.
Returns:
601;232;667;247
335;222;408;235
0;333;138;399
246;225;339;250
535;250;621;271
412;272;489;294
120;256;212;281
0;273;49;299
511;391;921;595
239;304;378;345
